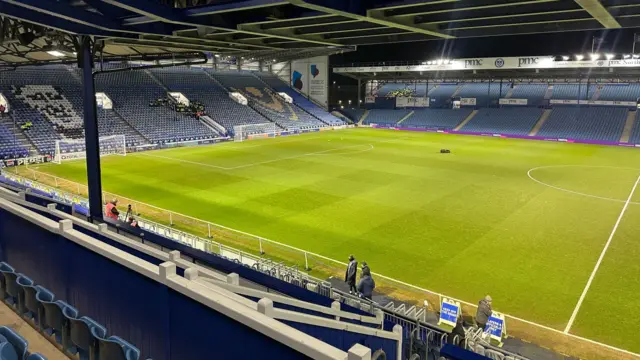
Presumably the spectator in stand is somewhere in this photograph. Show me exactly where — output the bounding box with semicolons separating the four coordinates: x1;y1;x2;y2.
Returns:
475;295;493;331
128;217;139;228
105;199;120;221
0;104;5;116
357;266;375;300
447;314;466;347
345;255;358;294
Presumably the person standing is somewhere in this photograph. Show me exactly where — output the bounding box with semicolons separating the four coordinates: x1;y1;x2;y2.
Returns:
105;199;120;221
361;261;370;276
345;255;358;294
475;295;493;331
357;267;375;300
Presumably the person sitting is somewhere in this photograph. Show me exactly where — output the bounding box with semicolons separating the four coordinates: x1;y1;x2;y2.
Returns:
128;217;139;228
447;314;466;347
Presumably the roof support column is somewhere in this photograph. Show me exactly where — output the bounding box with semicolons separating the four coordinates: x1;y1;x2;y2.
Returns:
79;35;104;222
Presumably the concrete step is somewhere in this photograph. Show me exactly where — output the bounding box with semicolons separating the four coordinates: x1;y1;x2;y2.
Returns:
358;110;370;125
529;109;553;136
454;109;478;131
620;110;636;143
396;111;415;125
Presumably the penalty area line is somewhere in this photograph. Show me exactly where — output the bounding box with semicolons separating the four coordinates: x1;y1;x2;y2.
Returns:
564;173;640;334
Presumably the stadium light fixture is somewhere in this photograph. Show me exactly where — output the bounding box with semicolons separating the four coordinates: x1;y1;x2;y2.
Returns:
575;54;584;60
439;59;445;65
338;100;342;104
606;53;614;60
46;50;65;57
590;53;600;60
624;54;631;59
348;100;352;104
562;56;569;61
633;54;640;59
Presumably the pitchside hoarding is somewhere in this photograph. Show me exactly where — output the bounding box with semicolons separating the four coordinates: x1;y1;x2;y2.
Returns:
438;298;460;328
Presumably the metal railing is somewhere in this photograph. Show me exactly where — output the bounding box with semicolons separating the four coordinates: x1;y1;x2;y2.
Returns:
1;169;535;360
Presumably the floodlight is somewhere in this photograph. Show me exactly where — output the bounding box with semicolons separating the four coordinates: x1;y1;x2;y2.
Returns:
575;54;584;60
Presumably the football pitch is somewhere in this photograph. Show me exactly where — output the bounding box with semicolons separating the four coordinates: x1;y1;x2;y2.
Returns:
34;128;640;354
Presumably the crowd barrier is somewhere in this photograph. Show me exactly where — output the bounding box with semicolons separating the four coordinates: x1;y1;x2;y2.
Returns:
0;192;404;360
0;171;531;360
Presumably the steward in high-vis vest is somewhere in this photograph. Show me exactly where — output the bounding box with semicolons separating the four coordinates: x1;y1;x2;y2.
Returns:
105;199;120;221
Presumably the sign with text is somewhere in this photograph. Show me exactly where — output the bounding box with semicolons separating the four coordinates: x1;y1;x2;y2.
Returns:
438;298;460;328
486;312;506;345
499;98;528;105
460;98;477;106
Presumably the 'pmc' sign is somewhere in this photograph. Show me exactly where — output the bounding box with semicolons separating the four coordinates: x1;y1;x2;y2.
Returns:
518;57;539;67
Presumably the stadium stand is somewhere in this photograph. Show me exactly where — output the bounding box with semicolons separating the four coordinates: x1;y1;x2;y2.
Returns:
508;84;548;106
0;325;48;360
457;83;509;107
0;122;28;159
340;109;366;123
402;109;473;130
363;109;411;126
537;107;628;142
461;108;544;136
150;67;267;135
597;83;640;101
427;84;458;108
550;84;596;100
208;70;327;131
255;72;345;126
377;83;433;97
629;111;640;144
96;68;218;143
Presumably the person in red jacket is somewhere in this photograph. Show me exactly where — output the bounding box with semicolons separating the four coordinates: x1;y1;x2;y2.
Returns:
105;199;120;221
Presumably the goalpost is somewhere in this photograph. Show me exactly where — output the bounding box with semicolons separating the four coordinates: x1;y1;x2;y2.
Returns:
233;123;280;142
53;134;126;164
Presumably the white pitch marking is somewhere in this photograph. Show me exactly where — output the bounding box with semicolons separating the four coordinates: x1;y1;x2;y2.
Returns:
528;165;640;205
137;143;375;171
564;173;640;333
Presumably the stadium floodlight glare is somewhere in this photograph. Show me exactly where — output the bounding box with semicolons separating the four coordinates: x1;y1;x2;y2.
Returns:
575;54;584;60
606;53;614;60
590;53;600;60
562;56;569;61
214;54;220;58
634;54;640;59
624;54;631;59
46;50;65;57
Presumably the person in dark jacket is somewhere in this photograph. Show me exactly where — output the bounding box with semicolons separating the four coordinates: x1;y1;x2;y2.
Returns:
357;267;375;300
447;315;466;346
361;261;370;277
475;295;492;331
345;255;358;294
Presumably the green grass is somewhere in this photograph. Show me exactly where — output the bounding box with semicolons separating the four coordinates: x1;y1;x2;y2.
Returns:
35;128;640;353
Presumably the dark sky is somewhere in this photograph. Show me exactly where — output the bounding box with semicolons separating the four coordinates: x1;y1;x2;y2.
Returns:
332;28;640;65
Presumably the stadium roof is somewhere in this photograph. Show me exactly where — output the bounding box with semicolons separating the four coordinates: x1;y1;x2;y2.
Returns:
0;0;638;65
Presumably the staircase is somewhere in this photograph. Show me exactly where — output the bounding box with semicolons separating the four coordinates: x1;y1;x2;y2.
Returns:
396;111;414;125
504;86;514;99
250;73;331;126
358;110;370;125
529;109;553;136
0;115;37;155
110;109;151;143
543;85;553;100
591;85;603;101
451;84;464;98
454;109;478;131
144;69;170;91
620;110;636;143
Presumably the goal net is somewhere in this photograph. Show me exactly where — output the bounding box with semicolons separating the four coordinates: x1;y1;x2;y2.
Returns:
233;123;279;142
53;135;126;164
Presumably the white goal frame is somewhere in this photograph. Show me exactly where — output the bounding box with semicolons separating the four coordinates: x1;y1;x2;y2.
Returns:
233;123;279;142
53;134;126;164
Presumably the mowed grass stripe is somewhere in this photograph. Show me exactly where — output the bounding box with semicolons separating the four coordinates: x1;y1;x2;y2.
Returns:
34;128;640;351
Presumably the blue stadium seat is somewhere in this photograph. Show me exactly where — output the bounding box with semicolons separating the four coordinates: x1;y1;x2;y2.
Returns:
0;327;28;360
92;329;140;360
629;111;640;144
403;109;473;130
0;341;19;360
538;106;628;142
64;306;106;360
3;272;27;308
0;263;15;300
15;275;35;318
461;108;543;135
25;354;47;360
363;109;411;126
39;296;75;348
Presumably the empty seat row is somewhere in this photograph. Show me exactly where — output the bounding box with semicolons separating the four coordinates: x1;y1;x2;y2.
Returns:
362;109;411;125
461;108;543;136
538;106;628;142
403;109;473;130
0;262;142;360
